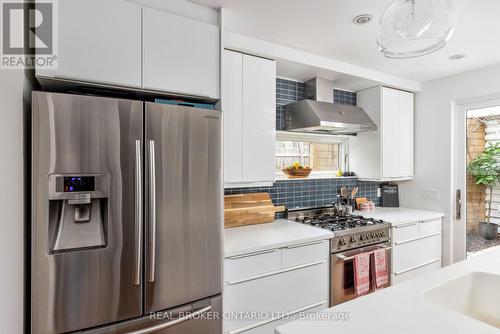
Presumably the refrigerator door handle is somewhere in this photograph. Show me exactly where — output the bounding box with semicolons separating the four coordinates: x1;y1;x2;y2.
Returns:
148;140;156;283
126;305;212;334
134;140;142;286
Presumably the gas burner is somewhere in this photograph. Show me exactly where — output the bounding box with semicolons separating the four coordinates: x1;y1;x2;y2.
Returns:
288;205;391;251
295;214;385;231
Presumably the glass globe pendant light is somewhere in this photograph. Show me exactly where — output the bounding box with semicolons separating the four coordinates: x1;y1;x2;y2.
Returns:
377;0;455;58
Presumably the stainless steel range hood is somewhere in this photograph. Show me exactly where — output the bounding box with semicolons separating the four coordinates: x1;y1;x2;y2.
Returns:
284;78;377;135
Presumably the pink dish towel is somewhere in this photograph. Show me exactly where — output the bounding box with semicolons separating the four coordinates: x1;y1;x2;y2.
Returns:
373;248;389;288
354;252;371;296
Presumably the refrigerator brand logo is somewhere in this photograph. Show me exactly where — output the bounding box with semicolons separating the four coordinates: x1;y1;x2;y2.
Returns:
204;115;220;120
1;0;58;69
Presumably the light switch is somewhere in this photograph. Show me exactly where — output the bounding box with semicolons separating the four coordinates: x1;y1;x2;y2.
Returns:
422;188;440;200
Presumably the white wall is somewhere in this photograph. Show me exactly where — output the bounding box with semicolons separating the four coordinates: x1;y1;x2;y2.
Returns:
399;64;500;265
0;70;24;333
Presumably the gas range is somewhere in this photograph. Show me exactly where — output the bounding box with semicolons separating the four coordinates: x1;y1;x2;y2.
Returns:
288;206;391;252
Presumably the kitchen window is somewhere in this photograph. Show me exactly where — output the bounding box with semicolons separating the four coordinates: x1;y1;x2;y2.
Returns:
276;131;348;179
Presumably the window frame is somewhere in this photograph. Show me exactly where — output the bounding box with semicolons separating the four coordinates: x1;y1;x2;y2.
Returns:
275;130;350;179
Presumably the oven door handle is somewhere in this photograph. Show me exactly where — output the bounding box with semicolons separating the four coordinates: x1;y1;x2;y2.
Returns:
335;245;392;261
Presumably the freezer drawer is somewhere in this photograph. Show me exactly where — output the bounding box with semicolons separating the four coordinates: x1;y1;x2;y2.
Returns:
145;102;223;312
82;295;222;334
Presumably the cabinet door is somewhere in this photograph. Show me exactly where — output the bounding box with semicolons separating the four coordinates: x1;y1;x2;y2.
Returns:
222;50;243;183
381;87;401;178
398;90;414;177
142;7;220;99
242;55;276;182
36;0;141;88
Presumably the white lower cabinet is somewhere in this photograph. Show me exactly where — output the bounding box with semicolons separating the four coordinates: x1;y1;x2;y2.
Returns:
391;218;443;284
223;240;329;334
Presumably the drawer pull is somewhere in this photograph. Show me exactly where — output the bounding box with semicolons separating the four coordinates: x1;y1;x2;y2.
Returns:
394;258;441;275
227;260;325;285
421;218;441;223
227;248;279;260
228;300;327;334
393;222;418;228
394;232;441;245
285;240;325;249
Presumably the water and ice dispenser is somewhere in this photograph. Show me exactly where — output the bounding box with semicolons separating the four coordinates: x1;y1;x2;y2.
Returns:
48;174;110;253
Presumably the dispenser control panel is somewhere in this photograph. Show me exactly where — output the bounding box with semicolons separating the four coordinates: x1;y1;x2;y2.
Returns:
48;173;110;200
63;176;95;192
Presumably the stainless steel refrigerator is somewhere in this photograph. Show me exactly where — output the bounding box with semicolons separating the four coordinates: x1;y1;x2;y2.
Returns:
31;91;222;334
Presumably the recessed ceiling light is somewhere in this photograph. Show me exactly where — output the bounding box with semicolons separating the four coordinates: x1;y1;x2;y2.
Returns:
353;14;373;25
449;54;467;61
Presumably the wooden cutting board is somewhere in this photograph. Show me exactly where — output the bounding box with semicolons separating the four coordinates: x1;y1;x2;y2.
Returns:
224;192;286;228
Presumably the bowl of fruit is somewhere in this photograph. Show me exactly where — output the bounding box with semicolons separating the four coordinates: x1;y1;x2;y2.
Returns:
282;162;312;179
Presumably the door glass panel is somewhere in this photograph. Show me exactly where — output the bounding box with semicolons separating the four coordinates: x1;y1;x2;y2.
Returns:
466;106;500;258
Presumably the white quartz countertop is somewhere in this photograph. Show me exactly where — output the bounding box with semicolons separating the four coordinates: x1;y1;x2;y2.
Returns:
224;219;334;258
276;247;500;334
354;207;445;226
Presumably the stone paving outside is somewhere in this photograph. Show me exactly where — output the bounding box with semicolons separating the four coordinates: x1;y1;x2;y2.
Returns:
467;232;500;258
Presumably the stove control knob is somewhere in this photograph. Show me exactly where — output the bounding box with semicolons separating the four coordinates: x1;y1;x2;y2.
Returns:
339;238;346;246
350;236;356;243
359;234;364;241
379;231;384;237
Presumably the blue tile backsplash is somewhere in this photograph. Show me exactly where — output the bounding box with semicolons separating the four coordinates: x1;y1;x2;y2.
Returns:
225;179;380;212
334;89;357;106
226;78;380;212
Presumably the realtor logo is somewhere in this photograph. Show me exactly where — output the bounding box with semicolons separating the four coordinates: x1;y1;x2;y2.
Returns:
1;0;58;69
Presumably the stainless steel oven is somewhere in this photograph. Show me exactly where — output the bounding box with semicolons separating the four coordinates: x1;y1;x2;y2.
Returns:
331;242;391;306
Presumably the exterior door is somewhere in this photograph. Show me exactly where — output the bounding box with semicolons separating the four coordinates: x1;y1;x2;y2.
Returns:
145;103;222;312
32;92;144;333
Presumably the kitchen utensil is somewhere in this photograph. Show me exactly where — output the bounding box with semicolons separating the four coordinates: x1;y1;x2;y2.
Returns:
351;187;358;199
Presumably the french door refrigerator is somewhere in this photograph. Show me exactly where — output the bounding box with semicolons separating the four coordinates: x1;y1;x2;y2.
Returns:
31;91;222;334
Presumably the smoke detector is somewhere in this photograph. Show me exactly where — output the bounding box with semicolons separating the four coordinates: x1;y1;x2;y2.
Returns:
353;14;373;25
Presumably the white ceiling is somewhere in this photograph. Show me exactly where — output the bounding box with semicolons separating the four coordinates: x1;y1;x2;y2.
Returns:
189;0;500;83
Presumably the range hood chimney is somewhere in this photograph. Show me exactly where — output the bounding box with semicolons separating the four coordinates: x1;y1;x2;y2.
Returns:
284;78;377;135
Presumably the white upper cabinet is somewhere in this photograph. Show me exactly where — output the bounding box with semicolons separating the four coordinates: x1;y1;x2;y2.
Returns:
142;7;220;99
222;50;276;186
36;0;142;88
36;0;220;98
350;86;414;180
222;50;243;184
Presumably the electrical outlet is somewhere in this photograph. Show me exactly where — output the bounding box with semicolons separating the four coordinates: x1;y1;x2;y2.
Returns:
423;188;440;200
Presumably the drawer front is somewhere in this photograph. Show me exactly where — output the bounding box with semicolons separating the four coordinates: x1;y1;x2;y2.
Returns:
392;221;419;243
228;303;327;334
420;219;442;236
224;249;281;283
392;259;441;284
223;262;327;332
393;233;441;274
281;240;328;268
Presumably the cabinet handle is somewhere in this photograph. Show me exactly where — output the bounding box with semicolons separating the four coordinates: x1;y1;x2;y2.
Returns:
421;218;441;223
227;249;279;260
393;222;418;229
393;232;441;245
227;260;325;285
285;240;325;249
394;258;441;275
228;301;326;334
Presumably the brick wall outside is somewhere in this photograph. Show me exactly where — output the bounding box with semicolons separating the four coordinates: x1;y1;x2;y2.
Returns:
467;118;486;233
